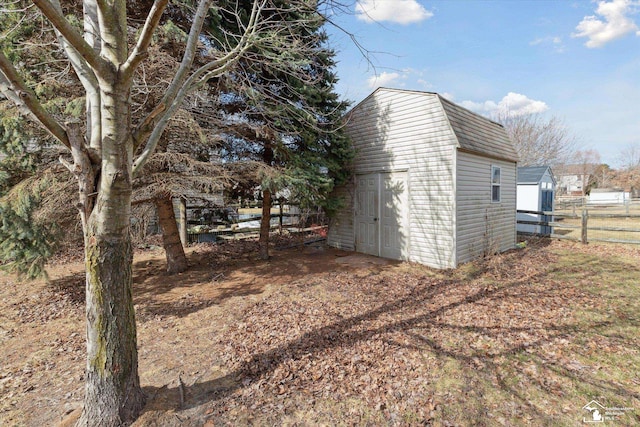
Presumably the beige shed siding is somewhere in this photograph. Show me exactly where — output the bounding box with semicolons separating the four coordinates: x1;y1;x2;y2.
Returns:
326;183;355;250
328;89;457;269
329;88;517;269
456;151;516;264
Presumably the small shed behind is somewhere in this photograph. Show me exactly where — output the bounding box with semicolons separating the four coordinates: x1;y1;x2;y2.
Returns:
516;166;555;235
588;188;630;205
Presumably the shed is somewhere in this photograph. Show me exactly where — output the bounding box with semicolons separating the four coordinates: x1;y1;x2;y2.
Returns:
516;166;555;235
588;188;629;205
327;88;519;269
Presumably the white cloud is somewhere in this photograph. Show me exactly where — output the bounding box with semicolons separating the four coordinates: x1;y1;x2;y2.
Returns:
461;93;549;117
530;36;563;46
416;79;432;90
529;35;565;53
440;92;455;101
367;71;401;88
356;0;433;25
573;0;640;48
460;100;499;113
500;92;549;115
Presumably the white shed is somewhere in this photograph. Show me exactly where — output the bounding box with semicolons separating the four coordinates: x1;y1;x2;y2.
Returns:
588;188;629;205
327;88;518;269
516;166;555;235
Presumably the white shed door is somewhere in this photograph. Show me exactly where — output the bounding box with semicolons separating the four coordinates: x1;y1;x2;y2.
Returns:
355;172;408;260
380;172;408;260
355;174;379;256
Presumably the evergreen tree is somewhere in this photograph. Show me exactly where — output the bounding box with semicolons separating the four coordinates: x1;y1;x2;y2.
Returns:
0;116;35;194
0;114;57;279
0;178;56;279
211;0;353;259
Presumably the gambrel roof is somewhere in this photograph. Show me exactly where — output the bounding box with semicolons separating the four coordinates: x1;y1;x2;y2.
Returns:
438;95;519;162
350;88;518;163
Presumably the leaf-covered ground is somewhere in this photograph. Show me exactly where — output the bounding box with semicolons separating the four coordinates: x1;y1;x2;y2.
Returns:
1;238;638;426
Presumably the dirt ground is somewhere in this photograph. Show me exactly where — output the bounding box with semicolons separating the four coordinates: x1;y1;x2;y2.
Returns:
1;238;639;426
0;238;393;426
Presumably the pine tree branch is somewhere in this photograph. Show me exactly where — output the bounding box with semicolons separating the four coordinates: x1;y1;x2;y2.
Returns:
0;51;70;149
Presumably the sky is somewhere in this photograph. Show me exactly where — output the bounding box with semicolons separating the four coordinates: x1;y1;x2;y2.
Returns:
324;0;640;167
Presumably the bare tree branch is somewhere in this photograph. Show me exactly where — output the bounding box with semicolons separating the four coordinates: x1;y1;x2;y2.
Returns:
616;143;640;171
495;112;576;167
122;0;169;81
63;122;96;235
132;0;265;176
48;0;98;91
32;0;108;76
132;0;216;150
48;0;102;151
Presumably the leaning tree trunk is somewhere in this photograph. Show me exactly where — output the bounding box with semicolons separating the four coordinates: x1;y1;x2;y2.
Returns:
155;194;188;274
259;188;272;260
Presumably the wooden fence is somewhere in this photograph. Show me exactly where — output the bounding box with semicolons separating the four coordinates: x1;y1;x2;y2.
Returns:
187;213;299;243
517;209;640;245
186;212;330;244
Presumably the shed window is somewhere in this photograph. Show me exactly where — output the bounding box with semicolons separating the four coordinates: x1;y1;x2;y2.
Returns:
491;166;501;202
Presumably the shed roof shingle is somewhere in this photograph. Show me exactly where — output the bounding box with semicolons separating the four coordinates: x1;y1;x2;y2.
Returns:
517;166;552;184
437;95;519;162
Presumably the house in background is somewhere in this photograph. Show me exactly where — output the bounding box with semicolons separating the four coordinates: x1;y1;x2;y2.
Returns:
556;164;598;196
516;166;555;235
327;88;518;269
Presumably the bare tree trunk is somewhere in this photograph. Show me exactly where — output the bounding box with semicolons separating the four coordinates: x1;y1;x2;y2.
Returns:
259;141;274;260
77;76;144;426
156;194;188;274
259;188;272;260
81;230;145;425
77;182;145;426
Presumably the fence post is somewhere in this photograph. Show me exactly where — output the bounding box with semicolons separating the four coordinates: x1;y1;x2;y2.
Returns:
581;209;588;244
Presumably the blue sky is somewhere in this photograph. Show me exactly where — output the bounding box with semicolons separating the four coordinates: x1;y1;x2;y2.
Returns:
325;0;640;167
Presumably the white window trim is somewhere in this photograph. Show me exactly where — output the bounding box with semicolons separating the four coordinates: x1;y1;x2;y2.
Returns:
491;165;501;203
